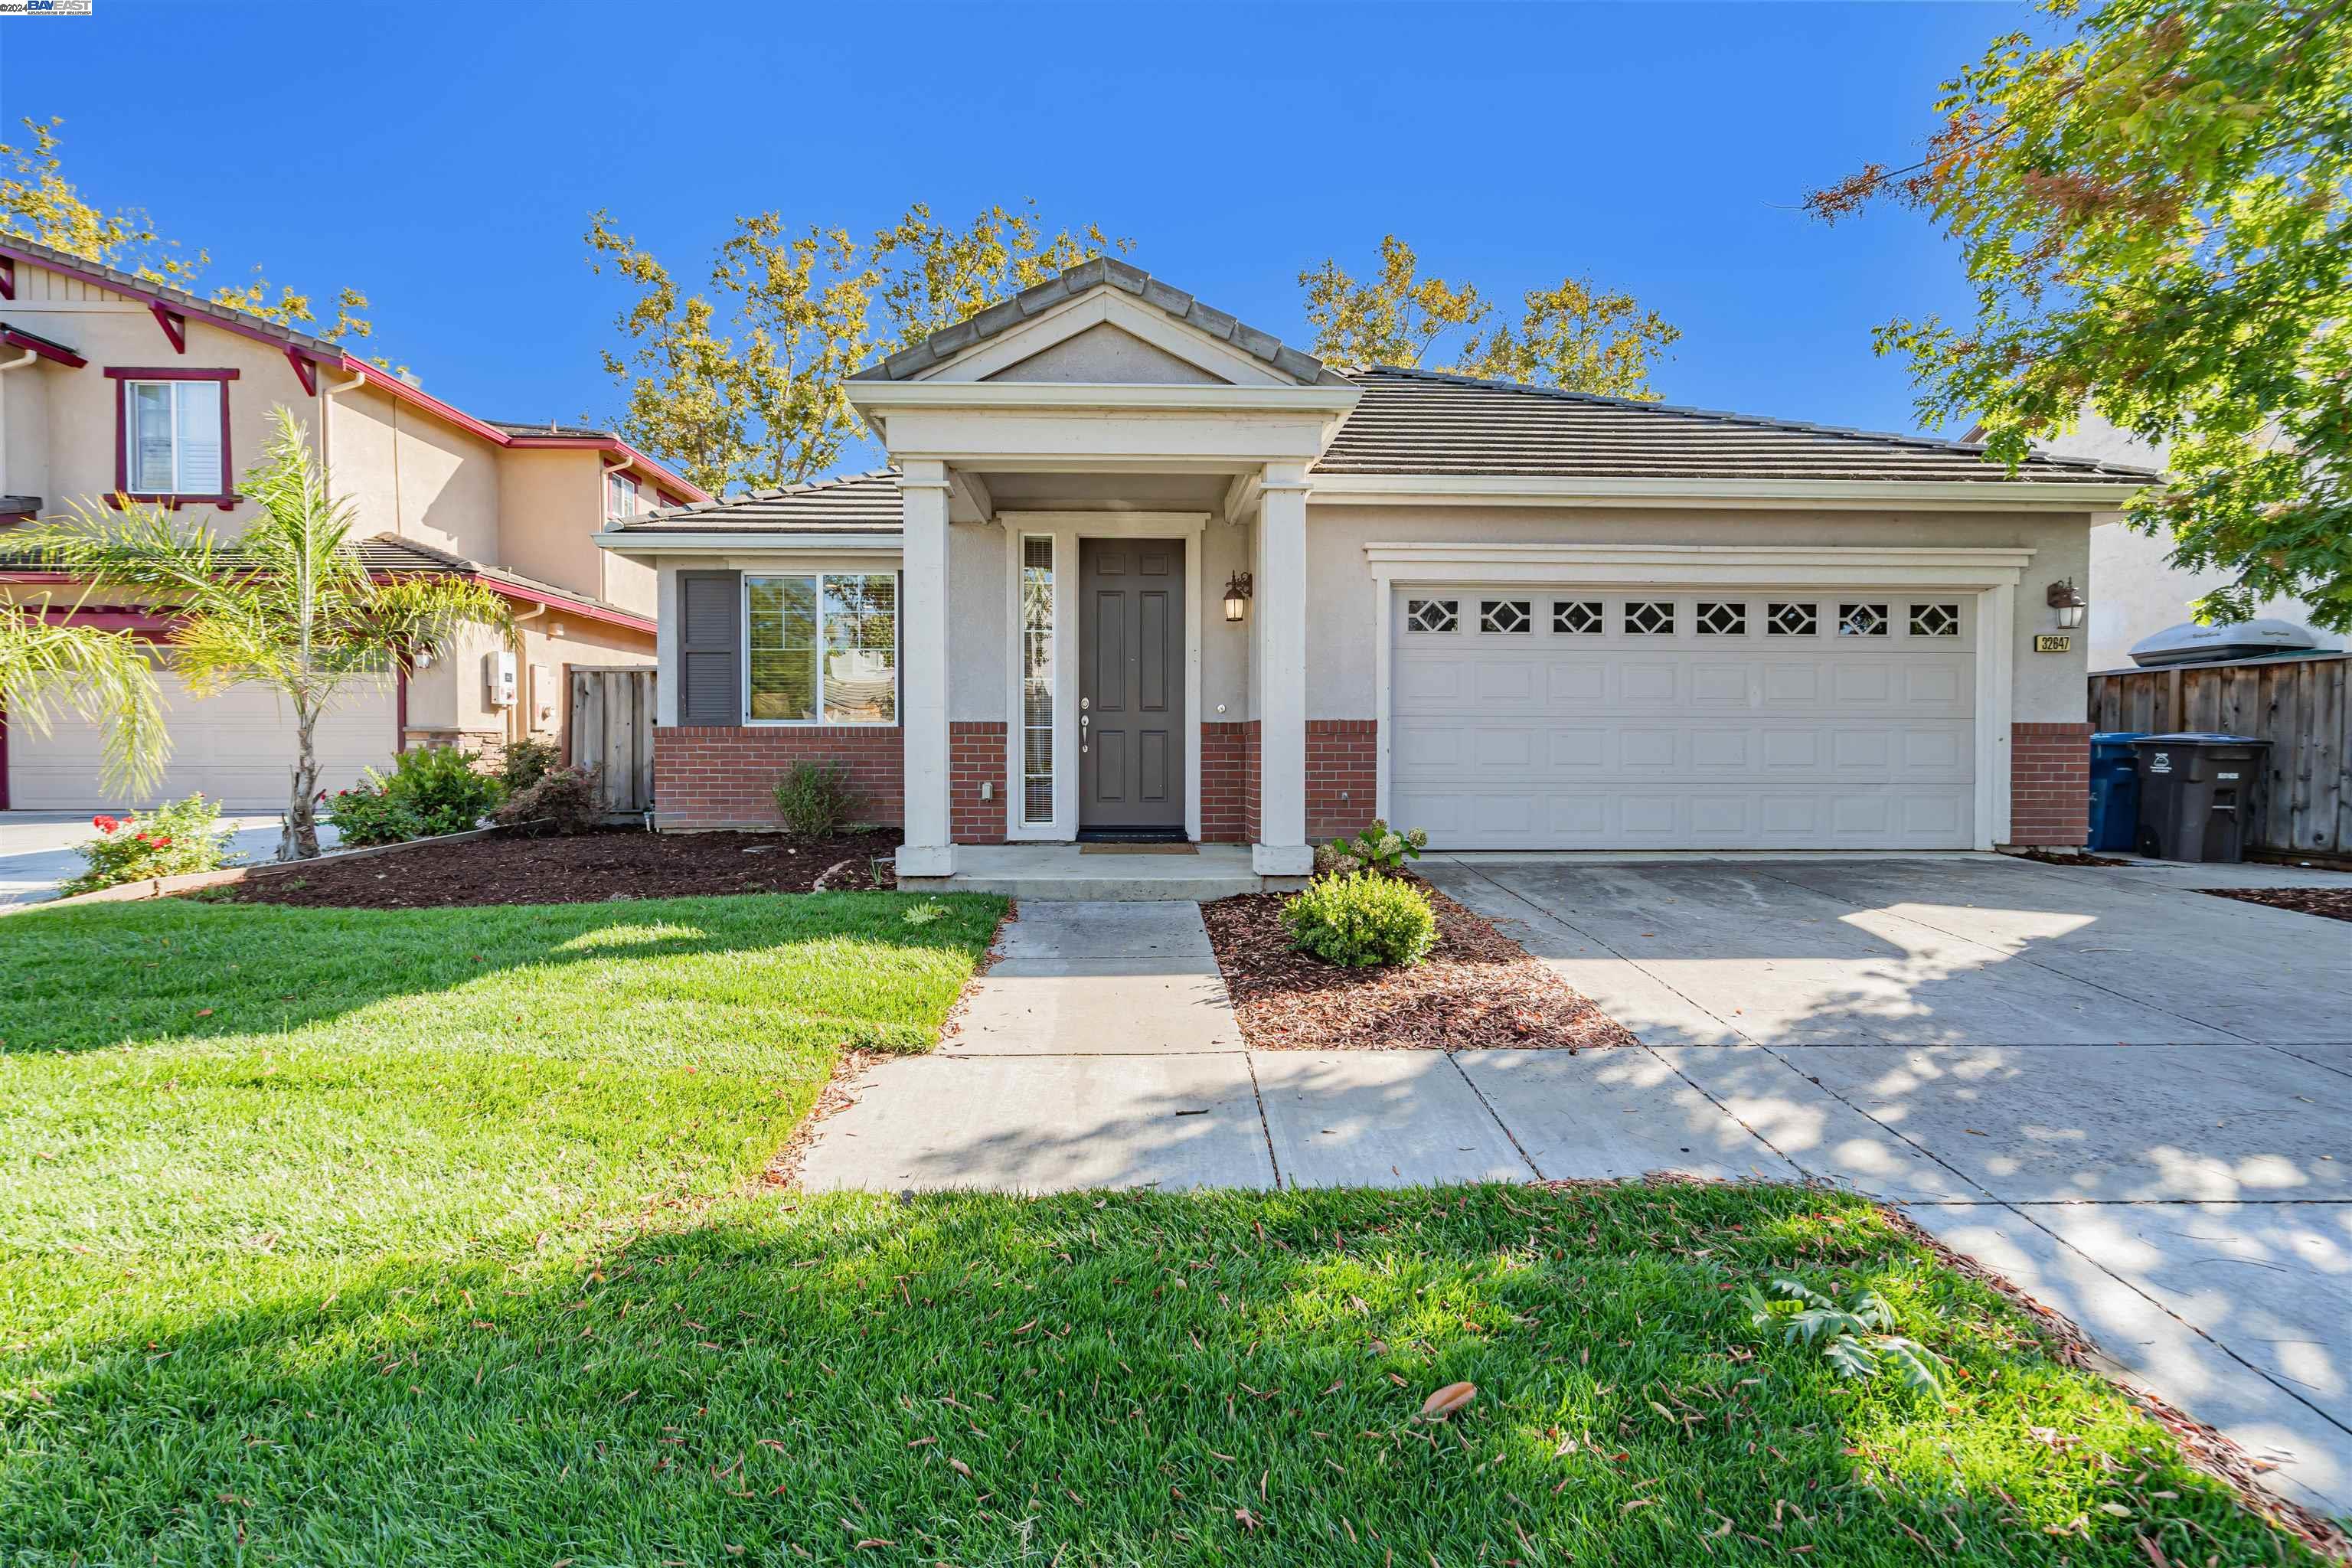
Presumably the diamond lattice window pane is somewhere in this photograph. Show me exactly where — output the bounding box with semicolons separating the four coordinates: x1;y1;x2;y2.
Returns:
1768;603;1817;636
1625;600;1674;635
1406;598;1458;634
1480;599;1530;633
1696;601;1747;636
1909;603;1960;638
1552;600;1602;635
1838;603;1889;637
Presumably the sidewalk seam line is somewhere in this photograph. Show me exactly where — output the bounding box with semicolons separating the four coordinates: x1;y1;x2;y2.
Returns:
1443;1050;1544;1181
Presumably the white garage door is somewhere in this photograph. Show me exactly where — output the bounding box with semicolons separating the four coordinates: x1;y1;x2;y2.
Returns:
1389;590;1975;850
8;671;398;811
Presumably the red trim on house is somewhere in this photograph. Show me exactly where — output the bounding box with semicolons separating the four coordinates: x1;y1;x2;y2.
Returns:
396;665;409;750
0;240;314;361
338;360;711;503
1;325;85;368
0;256;14;302
33;603;177;635
149;300;187;354
474;576;656;635
106;366;239;511
285;347;318;397
0;698;9;811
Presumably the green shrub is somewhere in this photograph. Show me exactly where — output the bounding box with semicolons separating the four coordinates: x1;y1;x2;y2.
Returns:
322;746;505;847
772;760;863;840
496;735;562;793
380;744;506;835
1315;818;1429;877
1280;871;1438;969
60;795;241;895
495;764;606;835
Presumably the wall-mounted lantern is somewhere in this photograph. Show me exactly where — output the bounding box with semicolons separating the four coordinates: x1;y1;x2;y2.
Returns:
2047;577;2087;630
1223;570;1253;623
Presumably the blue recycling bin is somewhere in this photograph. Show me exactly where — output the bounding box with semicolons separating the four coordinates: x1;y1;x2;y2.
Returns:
2086;732;2148;851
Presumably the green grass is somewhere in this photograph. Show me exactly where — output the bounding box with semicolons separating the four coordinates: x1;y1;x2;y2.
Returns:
0;897;2324;1566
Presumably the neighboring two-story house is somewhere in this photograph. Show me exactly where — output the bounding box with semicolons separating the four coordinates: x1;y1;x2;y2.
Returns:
0;232;707;810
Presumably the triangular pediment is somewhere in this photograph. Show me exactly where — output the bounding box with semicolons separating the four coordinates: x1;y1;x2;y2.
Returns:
848;258;1346;388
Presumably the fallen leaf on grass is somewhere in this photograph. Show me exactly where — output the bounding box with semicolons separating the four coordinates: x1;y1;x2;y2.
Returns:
1419;1381;1477;1420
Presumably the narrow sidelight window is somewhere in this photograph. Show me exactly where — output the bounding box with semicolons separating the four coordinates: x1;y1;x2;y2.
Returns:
1021;535;1055;824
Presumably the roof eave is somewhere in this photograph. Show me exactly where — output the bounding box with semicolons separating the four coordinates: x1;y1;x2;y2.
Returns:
594;528;905;555
1305;472;2154;511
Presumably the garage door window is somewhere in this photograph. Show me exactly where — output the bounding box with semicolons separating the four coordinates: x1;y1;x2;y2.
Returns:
1479;599;1530;633
1625;600;1674;635
1696;601;1747;636
1552;600;1602;635
1768;602;1818;636
1406;598;1459;634
1910;603;1961;637
1838;603;1889;637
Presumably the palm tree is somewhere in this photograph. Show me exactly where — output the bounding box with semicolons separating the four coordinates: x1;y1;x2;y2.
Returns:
24;407;511;859
0;599;168;796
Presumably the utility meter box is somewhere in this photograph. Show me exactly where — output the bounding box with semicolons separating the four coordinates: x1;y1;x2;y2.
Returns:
483;649;517;709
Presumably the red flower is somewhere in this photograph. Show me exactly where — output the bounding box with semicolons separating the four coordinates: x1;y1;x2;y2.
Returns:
92;815;119;833
152;835;172;848
134;834;152;845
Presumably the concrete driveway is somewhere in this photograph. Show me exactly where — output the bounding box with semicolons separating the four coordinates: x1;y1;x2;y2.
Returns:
0;811;330;906
799;854;2352;1513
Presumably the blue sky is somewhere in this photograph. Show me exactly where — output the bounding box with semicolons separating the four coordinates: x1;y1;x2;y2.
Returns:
3;1;2034;475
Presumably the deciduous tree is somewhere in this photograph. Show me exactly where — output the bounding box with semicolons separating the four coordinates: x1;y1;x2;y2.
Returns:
1810;0;2352;632
1297;235;1681;398
586;203;1124;495
0;116;371;344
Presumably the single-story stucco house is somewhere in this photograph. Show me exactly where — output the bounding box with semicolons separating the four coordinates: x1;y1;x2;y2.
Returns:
596;259;2154;885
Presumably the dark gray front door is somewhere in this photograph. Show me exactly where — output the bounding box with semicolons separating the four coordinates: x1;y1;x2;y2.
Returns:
1080;537;1185;831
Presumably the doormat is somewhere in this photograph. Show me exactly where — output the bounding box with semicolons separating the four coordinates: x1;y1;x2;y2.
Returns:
1079;842;1198;855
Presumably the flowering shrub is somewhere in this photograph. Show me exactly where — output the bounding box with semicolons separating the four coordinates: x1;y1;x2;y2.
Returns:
60;795;240;895
1315;818;1429;878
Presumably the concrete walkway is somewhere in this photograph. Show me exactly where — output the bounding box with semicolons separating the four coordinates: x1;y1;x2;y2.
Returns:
799;858;2352;1513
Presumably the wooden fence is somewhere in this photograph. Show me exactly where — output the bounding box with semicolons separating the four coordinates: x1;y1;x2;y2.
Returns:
2087;652;2351;861
567;666;657;818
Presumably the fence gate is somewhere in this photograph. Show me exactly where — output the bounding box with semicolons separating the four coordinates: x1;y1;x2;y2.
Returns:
567;665;658;818
2088;651;2350;862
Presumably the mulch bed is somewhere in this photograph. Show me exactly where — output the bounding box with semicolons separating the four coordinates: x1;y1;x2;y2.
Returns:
2201;885;2352;924
203;828;904;910
2010;848;2132;867
1200;880;1637;1052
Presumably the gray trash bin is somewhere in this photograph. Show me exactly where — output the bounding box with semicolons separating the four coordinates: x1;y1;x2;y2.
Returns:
2130;733;2270;862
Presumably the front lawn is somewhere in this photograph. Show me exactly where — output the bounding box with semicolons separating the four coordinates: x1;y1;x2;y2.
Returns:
0;897;2327;1565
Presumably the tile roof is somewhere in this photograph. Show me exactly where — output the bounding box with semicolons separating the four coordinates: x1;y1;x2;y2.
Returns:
605;469;905;534
1321;367;2156;483
607;365;2156;539
487;420;622;440
847;256;1345;387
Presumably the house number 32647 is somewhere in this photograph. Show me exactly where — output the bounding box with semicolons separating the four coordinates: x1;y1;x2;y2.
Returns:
2033;634;2072;653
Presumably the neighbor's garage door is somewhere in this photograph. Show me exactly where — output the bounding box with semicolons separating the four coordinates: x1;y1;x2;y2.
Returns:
1388;591;1975;850
7;670;398;810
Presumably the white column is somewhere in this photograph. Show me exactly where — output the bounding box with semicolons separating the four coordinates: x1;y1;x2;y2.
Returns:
1253;462;1312;876
897;459;956;877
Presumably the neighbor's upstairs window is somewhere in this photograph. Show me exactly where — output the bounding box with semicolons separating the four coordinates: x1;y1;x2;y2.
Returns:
123;378;225;496
606;470;642;520
745;572;897;724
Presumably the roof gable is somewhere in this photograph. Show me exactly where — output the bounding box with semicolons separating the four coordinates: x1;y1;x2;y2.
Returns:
849;257;1347;388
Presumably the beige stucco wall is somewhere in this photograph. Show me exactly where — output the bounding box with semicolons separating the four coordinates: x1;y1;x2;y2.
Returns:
408;615;653;750
3;265;322;534
2;358;55;503
498;446;656;615
330;382;501;561
1299;503;2096;725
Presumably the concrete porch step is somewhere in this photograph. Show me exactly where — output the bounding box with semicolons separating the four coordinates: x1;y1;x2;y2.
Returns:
900;843;1306;901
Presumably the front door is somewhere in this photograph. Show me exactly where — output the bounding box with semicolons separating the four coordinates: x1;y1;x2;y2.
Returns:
1079;537;1186;833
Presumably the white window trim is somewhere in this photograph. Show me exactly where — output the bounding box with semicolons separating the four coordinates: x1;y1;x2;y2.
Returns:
1365;543;2030;851
740;570;901;727
1001;511;1207;843
606;470;643;521
123;378;225;495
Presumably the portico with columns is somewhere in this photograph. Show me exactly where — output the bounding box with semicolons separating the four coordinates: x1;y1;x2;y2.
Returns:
839;260;1361;886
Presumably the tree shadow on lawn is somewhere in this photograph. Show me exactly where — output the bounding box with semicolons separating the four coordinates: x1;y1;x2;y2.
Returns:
0;891;1008;1061
4;1184;2320;1568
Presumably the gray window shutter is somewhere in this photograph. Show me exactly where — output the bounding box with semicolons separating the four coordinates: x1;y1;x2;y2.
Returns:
678;570;742;725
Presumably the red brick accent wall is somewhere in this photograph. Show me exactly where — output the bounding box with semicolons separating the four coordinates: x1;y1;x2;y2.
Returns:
2010;721;2092;848
1306;719;1379;841
653;726;903;831
951;720;1007;844
1202;721;1255;844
